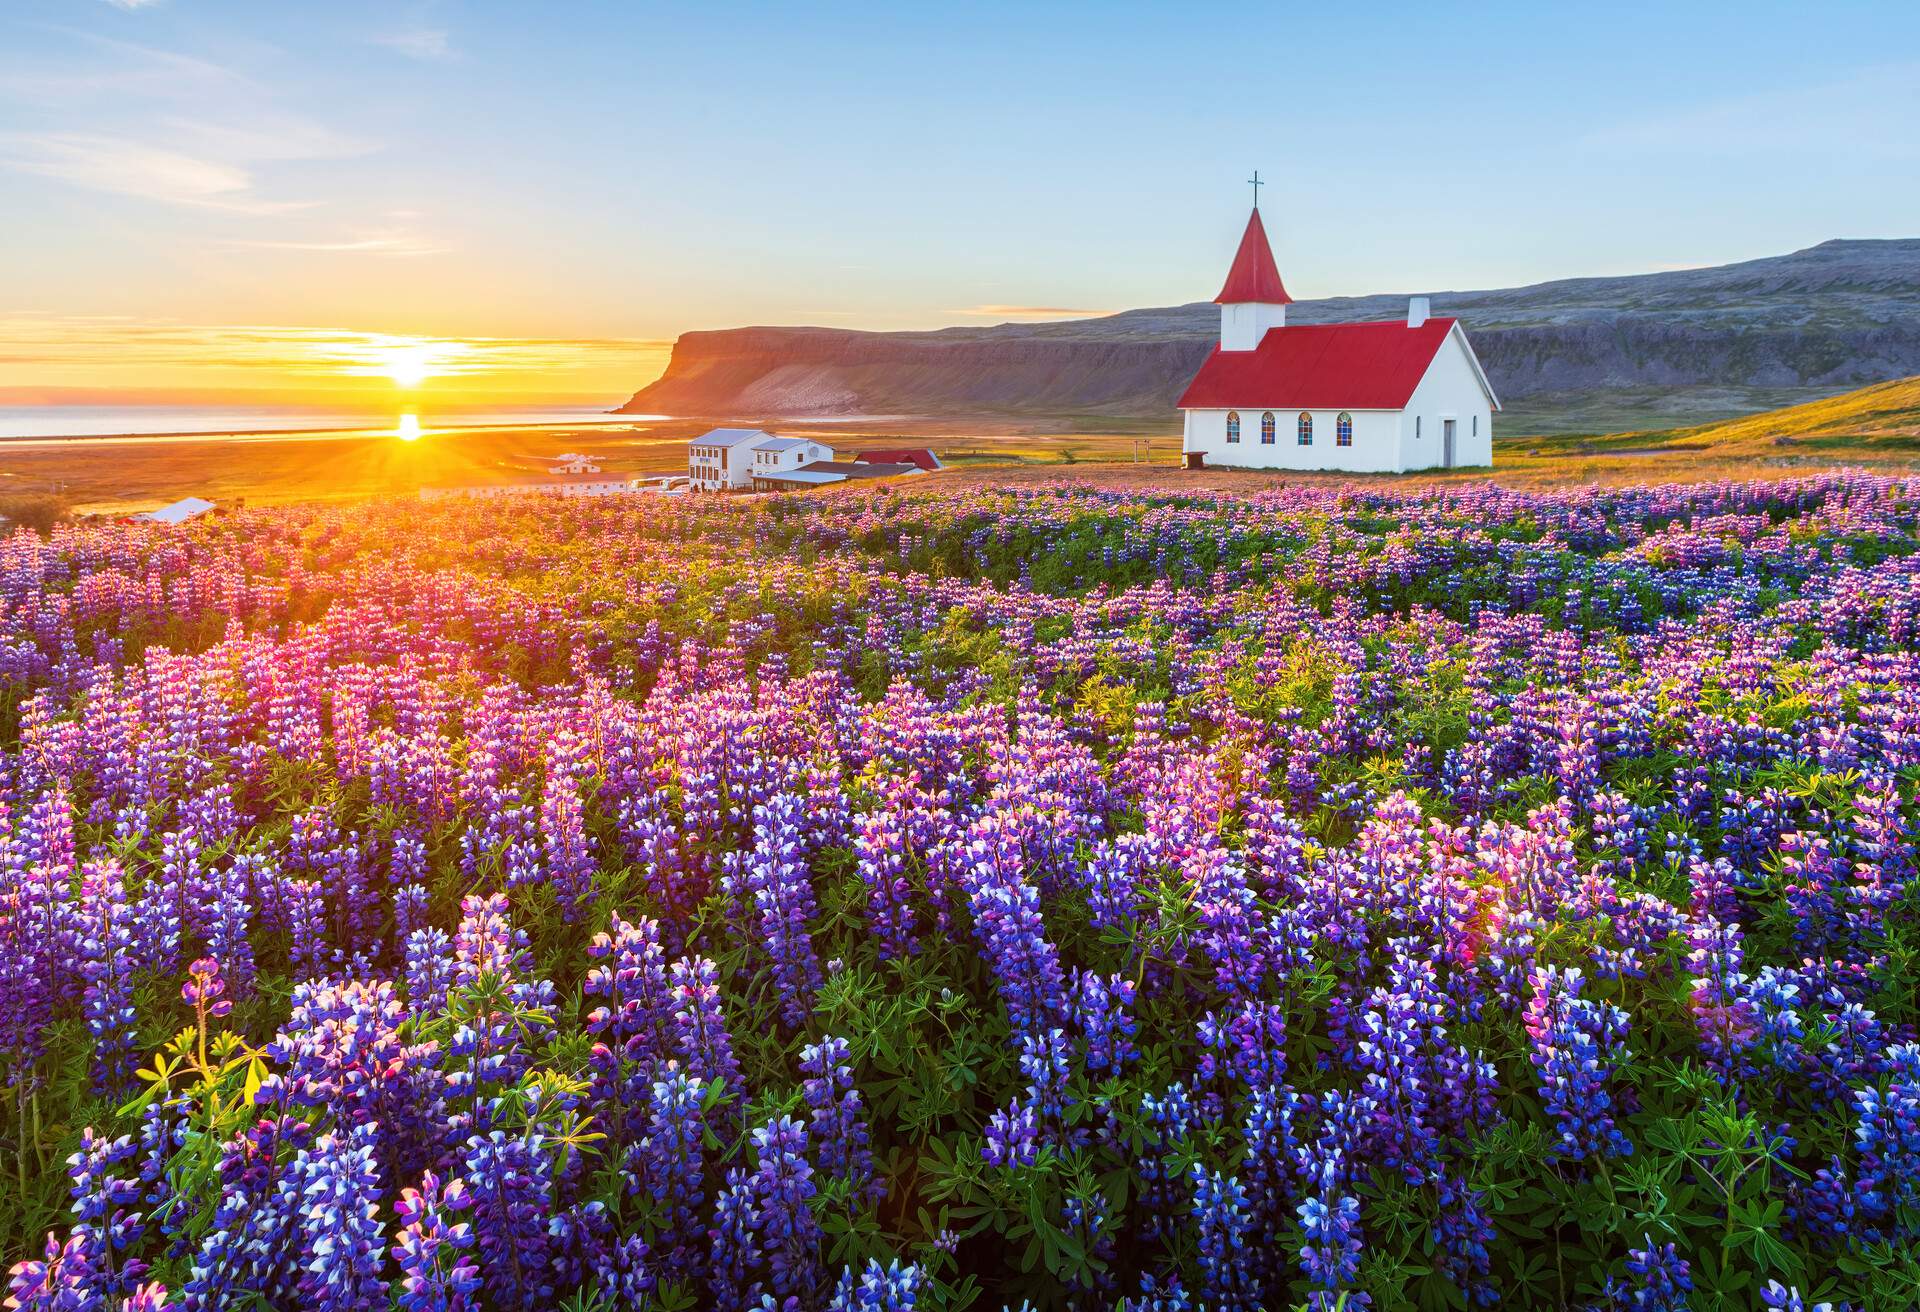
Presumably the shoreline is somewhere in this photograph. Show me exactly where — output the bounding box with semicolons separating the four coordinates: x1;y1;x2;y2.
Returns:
0;413;665;446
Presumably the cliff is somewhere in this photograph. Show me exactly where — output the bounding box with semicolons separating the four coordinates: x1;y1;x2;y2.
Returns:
621;239;1920;429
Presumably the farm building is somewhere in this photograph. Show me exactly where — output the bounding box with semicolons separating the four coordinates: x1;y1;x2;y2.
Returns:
855;448;941;472
132;496;216;524
1179;207;1499;473
688;428;835;490
751;460;926;493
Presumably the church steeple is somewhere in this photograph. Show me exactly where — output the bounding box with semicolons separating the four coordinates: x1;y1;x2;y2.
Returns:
1214;205;1290;351
1215;208;1292;306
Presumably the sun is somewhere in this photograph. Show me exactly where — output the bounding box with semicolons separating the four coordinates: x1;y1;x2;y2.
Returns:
394;412;424;441
379;344;436;388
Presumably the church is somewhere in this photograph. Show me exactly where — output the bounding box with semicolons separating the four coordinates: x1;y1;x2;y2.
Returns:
1178;203;1499;473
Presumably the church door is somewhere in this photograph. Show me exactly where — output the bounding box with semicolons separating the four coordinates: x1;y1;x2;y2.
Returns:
1443;419;1456;468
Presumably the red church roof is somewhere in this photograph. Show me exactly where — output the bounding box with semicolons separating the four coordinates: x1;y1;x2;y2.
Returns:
1214;208;1292;305
1178;318;1462;410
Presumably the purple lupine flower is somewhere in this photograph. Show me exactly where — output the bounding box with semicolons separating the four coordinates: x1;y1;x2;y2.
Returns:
180;1115;313;1310
11;1130;155;1310
395;881;431;947
288;1123;386;1312
631;1068;706;1275
1196;998;1286;1090
852;809;919;959
205;863;255;1002
826;1258;925;1311
393;1171;481;1312
74;860;140;1097
982;1097;1041;1169
182;956;234;1021
1432;1173;1497;1307
1523;966;1632;1161
750;1114;821;1300
1613;1235;1691;1312
1760;1280;1845;1312
538;729;598;915
668;954;744;1096
722;793;824;1029
583;912;673;1124
800;1035;881;1206
1854;1041;1920;1230
286;877;331;982
1073;969;1137;1076
405;926;456;1013
950;816;1066;1038
1297;1189;1369;1311
707;1165;762;1312
461;1130;556;1311
1189;1167;1260;1312
1119;1271;1194;1311
1241;1082;1305;1223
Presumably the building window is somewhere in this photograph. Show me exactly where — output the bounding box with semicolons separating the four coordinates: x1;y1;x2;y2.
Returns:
1259;411;1275;444
1337;412;1353;447
1416;416;1423;438
1297;412;1313;445
1225;411;1240;443
1473;415;1478;436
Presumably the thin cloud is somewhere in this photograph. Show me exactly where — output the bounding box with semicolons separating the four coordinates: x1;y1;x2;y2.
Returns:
0;132;310;213
0;31;254;103
948;305;1110;320
371;28;455;61
220;231;449;257
0;28;367;213
0;316;670;380
102;0;165;9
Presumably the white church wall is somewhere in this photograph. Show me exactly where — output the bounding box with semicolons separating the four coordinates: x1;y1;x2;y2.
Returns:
1219;301;1287;352
1183;408;1406;473
1398;328;1495;469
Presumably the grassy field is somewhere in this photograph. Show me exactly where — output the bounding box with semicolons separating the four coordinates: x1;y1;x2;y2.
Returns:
4;377;1918;518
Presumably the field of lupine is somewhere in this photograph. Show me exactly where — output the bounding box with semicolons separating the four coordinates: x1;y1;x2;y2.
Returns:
3;472;1919;1312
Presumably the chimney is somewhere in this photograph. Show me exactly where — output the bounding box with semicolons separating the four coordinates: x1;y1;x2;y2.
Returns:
1407;296;1430;328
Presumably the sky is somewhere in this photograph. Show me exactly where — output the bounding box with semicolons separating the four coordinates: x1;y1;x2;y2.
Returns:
2;0;1916;409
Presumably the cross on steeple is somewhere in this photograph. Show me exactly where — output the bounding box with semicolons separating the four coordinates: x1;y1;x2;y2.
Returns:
1247;170;1263;209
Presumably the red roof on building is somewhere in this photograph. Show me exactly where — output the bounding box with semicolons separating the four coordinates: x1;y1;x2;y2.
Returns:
1178;318;1461;410
856;448;941;471
1214;208;1292;305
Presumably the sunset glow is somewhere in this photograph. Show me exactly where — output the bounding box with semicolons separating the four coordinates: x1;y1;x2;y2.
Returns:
0;316;671;409
393;412;424;441
376;345;438;388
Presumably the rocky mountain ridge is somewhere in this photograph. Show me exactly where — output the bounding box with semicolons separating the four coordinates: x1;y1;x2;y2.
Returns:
621;239;1920;431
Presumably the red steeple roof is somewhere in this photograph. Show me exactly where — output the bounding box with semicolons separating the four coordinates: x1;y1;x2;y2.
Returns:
1214;208;1292;305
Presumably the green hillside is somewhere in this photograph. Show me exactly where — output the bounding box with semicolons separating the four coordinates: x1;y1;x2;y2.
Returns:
1509;375;1920;458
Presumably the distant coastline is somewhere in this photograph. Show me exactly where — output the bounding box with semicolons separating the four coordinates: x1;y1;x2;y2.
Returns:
0;404;658;442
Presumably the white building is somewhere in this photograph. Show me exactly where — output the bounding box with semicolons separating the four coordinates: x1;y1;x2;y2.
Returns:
133;496;216;524
1178;208;1499;473
687;428;834;490
549;453;601;474
746;435;836;479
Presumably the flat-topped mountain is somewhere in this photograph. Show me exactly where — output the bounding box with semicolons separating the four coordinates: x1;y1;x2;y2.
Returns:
621;239;1920;433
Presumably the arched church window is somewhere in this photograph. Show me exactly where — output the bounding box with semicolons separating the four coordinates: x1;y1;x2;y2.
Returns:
1260;412;1275;444
1297;412;1313;445
1226;412;1240;443
1337;413;1353;447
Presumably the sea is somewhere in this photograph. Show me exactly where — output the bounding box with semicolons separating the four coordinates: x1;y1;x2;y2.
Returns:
0;404;660;441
